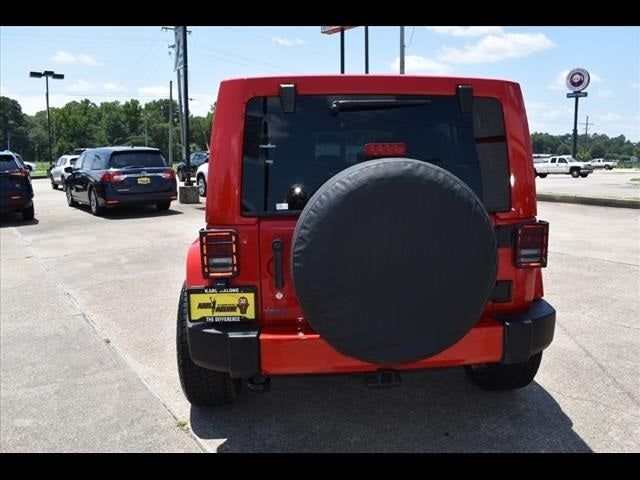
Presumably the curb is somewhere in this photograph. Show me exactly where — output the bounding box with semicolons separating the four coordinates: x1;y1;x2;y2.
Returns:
537;193;640;209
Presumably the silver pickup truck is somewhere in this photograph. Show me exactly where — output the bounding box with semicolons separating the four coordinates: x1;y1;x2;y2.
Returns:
591;158;618;170
534;156;593;178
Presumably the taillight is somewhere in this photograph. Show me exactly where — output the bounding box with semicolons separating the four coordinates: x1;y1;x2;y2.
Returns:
515;221;549;268
200;229;238;278
8;169;28;178
101;171;124;183
364;143;407;158
162;169;176;180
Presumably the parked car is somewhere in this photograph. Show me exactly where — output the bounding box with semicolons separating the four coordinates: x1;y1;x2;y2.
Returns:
50;154;79;189
534;155;593;178
195;160;208;197
591;158;618;170
176;75;555;406
65;146;177;216
0;150;34;220
176;151;208;182
12;153;35;173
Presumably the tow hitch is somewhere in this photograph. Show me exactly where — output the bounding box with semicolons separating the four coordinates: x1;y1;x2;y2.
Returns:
365;370;402;389
248;375;271;393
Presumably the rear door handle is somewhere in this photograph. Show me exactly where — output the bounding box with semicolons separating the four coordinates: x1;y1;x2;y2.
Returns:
272;239;284;289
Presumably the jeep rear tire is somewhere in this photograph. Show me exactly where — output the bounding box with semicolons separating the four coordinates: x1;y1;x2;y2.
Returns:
465;352;542;390
51;175;58;190
292;158;497;365
176;284;242;406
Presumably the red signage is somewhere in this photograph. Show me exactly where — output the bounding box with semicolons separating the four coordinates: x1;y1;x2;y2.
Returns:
321;26;356;35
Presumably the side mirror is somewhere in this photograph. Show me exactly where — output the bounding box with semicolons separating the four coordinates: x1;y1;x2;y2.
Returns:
64;166;74;173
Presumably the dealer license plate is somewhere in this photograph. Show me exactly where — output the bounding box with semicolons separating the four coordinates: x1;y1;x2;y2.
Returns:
137;177;150;184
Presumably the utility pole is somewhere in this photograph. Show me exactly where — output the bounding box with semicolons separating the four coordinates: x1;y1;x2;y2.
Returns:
176;71;185;163
399;26;405;74
580;115;595;152
181;26;192;186
168;80;173;166
144;112;148;146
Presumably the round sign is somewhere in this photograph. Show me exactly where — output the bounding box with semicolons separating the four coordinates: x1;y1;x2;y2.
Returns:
566;68;590;92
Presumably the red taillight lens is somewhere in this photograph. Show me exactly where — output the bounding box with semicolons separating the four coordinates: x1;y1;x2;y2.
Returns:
364;143;407;158
200;229;238;278
8;169;28;178
101;171;124;183
515;221;549;268
162;169;176;180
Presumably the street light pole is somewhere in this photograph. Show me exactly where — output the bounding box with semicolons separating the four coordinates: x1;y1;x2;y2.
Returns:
30;70;64;168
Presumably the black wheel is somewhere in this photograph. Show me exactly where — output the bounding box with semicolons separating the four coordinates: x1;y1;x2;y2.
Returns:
604;165;612;170
22;204;34;221
176;284;242;406
89;188;103;216
580;173;589;178
465;352;543;391
66;186;78;207
197;175;207;197
571;169;580;178
157;201;171;211
178;168;186;182
50;175;58;190
537;173;547;178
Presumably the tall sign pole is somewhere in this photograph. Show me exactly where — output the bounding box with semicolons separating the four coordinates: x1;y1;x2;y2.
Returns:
321;26;356;74
364;26;369;74
399;26;405;74
565;68;590;159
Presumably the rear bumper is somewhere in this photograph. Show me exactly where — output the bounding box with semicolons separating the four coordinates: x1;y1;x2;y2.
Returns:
0;197;33;213
186;299;555;377
102;190;177;206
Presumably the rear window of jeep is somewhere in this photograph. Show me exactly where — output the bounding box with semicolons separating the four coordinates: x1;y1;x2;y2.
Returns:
241;95;510;214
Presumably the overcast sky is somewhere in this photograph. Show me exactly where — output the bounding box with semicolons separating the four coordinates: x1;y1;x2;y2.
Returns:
1;26;638;141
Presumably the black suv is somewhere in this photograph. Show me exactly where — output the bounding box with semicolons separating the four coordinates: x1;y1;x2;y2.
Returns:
175;151;208;181
65;146;177;216
0;151;34;220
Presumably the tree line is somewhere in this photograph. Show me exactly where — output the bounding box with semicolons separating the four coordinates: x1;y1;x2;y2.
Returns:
2;95;638;163
0;96;212;164
530;131;639;161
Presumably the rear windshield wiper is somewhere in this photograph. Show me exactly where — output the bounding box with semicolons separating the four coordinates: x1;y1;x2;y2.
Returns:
330;99;431;115
120;165;146;169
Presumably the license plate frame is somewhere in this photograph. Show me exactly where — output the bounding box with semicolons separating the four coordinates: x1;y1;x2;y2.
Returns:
187;286;257;323
137;177;151;185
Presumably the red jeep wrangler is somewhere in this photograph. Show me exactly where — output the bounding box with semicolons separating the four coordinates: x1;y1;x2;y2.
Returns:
177;75;555;406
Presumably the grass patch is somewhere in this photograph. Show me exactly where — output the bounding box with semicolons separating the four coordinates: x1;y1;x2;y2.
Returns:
176;419;189;432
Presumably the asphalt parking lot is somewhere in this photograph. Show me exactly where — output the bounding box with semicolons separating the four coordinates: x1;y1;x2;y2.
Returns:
535;169;640;200
1;179;639;452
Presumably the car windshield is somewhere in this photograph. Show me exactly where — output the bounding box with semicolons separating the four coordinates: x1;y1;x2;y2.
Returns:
109;151;167;169
242;94;511;214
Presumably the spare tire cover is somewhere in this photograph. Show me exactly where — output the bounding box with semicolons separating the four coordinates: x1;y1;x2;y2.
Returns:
291;158;497;364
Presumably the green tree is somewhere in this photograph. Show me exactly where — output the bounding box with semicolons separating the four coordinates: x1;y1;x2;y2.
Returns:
52;99;100;156
0;96;27;153
589;143;606;159
557;144;571;155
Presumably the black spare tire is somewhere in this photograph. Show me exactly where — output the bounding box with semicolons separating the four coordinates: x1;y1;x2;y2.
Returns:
291;158;497;364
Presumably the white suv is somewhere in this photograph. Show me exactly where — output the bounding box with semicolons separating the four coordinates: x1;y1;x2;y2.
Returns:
50;154;79;189
195;160;208;197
